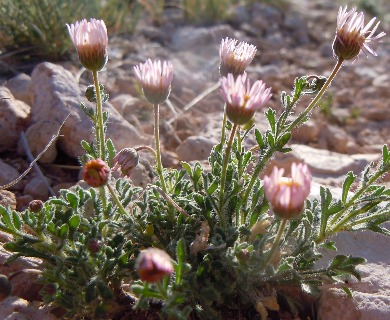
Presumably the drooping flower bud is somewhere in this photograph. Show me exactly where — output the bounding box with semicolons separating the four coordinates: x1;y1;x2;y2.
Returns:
220;73;272;125
134;59;173;105
263;163;311;220
112;148;139;177
82;159;110;188
219;38;257;78
332;6;385;61
67;18;108;71
136;248;174;283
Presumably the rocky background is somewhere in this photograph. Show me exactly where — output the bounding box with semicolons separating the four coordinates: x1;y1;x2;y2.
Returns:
0;0;389;319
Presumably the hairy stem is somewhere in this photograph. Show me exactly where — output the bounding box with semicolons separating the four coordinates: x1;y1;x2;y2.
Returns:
263;218;288;267
153;104;167;193
92;70;106;160
219;123;238;228
286;58;344;131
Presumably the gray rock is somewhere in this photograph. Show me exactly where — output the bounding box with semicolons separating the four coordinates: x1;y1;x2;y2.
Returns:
0;87;30;152
18;120;59;163
29;62;148;159
0;160;23;191
23;176;50;200
5;73;32;105
176;135;217;162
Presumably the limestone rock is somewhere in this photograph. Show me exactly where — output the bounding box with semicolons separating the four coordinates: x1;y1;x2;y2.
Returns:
0;87;30;152
0;190;17;210
0;160;23;191
176;135;217;162
29;62;148;159
5;73;32;105
23;176;50;200
18;120;59;164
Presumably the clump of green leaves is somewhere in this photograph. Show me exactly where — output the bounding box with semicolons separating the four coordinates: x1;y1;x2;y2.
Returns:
1;77;389;319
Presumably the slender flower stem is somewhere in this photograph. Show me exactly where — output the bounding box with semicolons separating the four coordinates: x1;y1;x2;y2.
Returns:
286;58;344;132
99;186;107;217
135;145;157;159
219;123;238;227
106;183;127;215
263;218;288;267
243;59;344;210
92;70;106;160
243;147;274;206
153;104;167;193
220;105;227;147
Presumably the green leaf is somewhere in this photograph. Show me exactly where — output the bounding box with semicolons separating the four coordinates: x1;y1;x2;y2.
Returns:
329;255;366;280
96;280;114;300
106;139;116;161
206;180;218;195
79;102;94;118
342;287;353;298
85;280;97;304
382;144;389;163
66;192;79;209
175;238;187;285
276;132;291;150
342;172;356;204
266;131;275;148
68;215;81;231
58;224;68;238
12;211;22;230
321;241;337;250
255;129;265;149
265;109;276;133
0;206;15;231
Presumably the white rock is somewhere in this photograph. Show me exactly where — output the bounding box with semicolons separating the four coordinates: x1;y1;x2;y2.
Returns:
29;62;148;159
0;87;30;152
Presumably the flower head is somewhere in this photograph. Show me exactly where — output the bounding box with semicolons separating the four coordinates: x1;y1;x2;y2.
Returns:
134;59;173;105
67;18;108;71
333;6;386;61
136;248;174;283
220;73;272;125
112;148;139;177
264;163;311;219
82;159;110;188
219;38;257;77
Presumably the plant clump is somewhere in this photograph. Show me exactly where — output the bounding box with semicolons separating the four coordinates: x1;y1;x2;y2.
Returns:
0;5;388;320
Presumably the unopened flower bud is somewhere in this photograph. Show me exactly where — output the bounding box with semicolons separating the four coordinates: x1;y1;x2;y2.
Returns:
112;148;139;177
83;159;110;188
236;249;250;264
29;200;44;213
264;163;311;220
87;238;102;253
136;248;174;283
85;85;97;102
67;18;108;72
0;274;12;302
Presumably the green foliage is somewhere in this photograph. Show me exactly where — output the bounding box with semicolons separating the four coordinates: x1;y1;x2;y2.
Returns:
0;0;97;60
